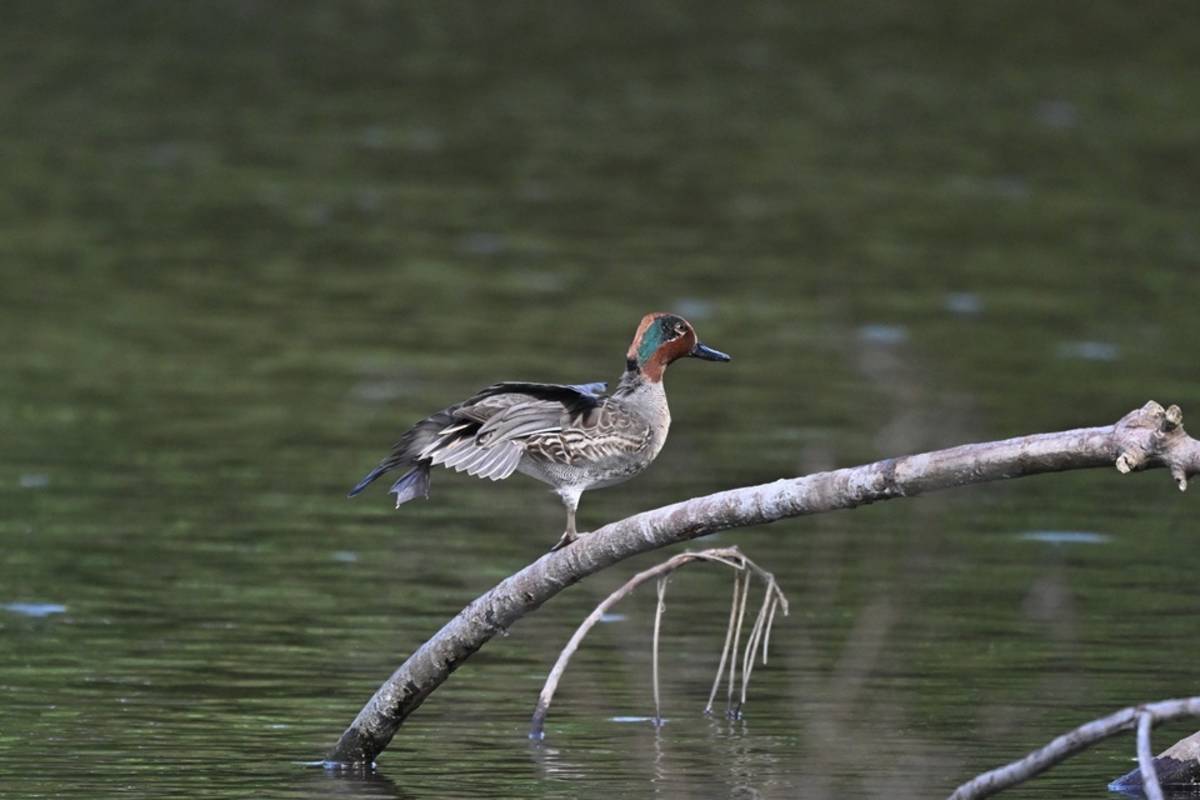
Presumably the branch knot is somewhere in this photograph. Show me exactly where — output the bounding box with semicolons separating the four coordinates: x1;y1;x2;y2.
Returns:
1113;401;1196;491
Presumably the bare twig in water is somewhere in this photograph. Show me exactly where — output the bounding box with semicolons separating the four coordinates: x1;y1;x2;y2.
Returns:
1136;712;1163;800
947;697;1200;799
725;570;750;715
651;577;667;726
710;560;787;720
329;401;1200;765
529;546;788;740
705;572;743;715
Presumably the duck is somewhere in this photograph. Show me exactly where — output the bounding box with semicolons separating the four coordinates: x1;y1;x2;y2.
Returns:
348;311;731;550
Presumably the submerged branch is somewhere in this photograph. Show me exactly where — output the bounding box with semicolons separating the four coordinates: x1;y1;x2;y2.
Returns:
1112;728;1200;794
327;401;1200;765
947;697;1200;799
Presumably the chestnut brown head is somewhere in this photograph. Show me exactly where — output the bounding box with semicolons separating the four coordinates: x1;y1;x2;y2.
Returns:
625;312;730;382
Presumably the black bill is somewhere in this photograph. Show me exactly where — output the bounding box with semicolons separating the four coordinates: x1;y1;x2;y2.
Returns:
690;342;731;362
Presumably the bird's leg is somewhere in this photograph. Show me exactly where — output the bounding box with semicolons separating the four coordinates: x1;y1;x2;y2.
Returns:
550;490;582;551
550;505;578;551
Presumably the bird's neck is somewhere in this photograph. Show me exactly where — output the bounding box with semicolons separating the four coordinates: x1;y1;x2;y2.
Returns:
615;365;667;400
615;366;672;440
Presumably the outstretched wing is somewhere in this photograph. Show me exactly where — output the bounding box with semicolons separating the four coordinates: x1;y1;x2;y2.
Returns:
349;381;611;492
417;381;609;481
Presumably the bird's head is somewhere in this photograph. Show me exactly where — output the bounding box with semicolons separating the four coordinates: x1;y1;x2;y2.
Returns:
625;311;730;382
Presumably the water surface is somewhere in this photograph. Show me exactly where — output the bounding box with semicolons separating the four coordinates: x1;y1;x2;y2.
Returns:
3;3;1199;798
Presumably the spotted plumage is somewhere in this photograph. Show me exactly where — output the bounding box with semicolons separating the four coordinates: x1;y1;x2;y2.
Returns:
349;312;730;549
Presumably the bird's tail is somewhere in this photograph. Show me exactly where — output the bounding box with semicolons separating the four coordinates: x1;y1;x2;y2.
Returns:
348;407;457;502
387;464;431;507
348;461;432;506
348;463;391;497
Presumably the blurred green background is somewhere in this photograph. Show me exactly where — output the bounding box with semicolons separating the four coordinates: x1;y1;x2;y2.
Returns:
2;2;1198;798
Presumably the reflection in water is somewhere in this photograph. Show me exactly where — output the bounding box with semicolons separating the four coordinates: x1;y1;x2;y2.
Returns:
944;292;984;316
2;602;68;617
1019;531;1112;545
1057;341;1121;362
309;762;409;799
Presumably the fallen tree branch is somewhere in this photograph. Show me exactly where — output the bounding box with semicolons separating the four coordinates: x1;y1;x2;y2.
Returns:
527;546;787;740
947;697;1200;799
327;401;1200;765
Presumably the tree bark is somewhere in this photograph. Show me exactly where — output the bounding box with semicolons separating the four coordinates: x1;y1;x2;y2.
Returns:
327;401;1200;765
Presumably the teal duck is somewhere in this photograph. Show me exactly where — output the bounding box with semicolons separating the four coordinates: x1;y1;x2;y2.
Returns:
349;311;730;549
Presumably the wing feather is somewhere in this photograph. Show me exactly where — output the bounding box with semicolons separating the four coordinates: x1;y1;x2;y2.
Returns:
476;404;567;443
432;439;476;468
470;445;520;479
354;379;612;496
454;448;494;474
465;447;502;478
496;446;523;479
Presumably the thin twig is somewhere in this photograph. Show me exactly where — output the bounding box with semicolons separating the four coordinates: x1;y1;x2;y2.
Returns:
706;570;742;715
529;547;744;739
725;569;751;717
530;546;790;738
695;554;744;571
762;593;780;664
1137;712;1163;800
652;577;667;726
740;580;774;708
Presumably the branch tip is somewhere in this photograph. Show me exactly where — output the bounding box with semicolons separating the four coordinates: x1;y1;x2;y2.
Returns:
1171;466;1188;492
1142;399;1166;417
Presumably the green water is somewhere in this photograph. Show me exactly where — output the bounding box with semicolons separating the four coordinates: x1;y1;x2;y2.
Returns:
3;3;1199;798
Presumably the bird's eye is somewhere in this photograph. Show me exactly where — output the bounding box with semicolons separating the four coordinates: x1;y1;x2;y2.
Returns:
673;323;687;337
